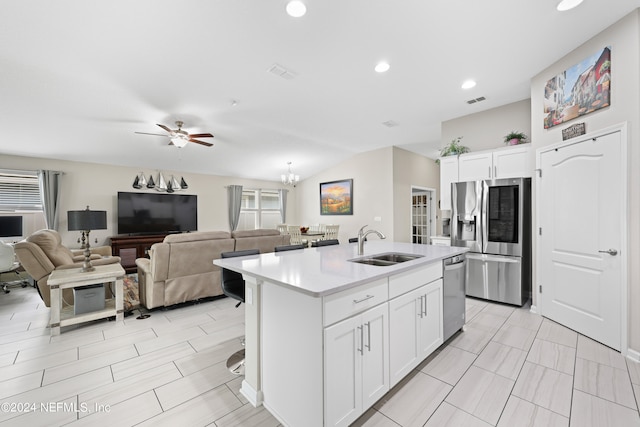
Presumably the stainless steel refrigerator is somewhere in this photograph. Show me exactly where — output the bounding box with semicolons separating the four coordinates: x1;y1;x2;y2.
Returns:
451;178;531;306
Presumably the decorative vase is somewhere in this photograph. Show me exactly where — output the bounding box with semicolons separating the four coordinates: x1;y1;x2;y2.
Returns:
509;138;520;145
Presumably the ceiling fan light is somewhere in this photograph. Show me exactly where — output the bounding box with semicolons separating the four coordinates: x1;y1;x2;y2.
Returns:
171;136;188;148
286;1;306;17
557;0;584;11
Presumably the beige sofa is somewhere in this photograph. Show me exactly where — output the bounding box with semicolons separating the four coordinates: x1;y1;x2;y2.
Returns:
135;229;289;309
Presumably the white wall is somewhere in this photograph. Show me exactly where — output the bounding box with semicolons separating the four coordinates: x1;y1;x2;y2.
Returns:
530;10;640;352
442;99;532;153
1;154;295;249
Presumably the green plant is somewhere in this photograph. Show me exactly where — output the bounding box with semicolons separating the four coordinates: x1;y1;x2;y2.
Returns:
436;137;469;164
503;131;528;145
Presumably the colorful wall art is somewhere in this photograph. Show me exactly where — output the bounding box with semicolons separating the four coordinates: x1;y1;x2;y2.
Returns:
320;179;353;215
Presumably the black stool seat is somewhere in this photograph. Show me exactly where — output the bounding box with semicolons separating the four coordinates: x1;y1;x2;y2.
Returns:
311;239;339;247
221;249;260;307
275;244;306;252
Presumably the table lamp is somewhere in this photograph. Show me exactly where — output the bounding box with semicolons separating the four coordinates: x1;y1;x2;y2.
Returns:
67;206;107;272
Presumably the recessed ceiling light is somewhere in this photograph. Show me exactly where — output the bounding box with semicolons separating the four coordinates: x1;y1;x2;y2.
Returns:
375;62;390;73
286;1;307;17
557;0;584;11
461;80;477;89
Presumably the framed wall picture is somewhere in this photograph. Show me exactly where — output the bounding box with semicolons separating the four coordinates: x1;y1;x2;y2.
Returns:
320;179;353;215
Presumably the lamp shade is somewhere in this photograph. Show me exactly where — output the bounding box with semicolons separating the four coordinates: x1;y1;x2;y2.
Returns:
68;207;107;231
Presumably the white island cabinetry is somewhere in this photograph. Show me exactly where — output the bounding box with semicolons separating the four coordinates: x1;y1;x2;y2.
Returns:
214;241;467;427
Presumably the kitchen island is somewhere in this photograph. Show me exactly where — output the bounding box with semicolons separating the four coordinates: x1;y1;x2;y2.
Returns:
214;241;467;427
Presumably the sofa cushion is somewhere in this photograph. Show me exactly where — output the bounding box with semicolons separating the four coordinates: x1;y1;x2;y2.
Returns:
231;229;280;238
164;231;231;244
233;229;290;253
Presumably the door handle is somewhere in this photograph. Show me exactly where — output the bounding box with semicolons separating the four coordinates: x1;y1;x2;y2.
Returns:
598;249;618;256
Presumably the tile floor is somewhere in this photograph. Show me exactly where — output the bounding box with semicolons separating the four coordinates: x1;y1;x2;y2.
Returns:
1;285;639;426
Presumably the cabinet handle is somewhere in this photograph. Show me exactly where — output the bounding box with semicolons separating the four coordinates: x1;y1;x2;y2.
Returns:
357;325;363;355
488;166;491;178
417;295;424;318
353;294;374;304
423;294;428;317
365;321;371;352
494;165;497;177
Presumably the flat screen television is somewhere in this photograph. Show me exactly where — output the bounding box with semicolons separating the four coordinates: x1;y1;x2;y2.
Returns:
117;192;198;235
0;216;23;238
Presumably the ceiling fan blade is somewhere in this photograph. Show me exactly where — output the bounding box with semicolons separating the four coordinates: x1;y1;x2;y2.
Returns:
188;133;214;138
135;132;169;137
157;123;173;133
189;138;213;147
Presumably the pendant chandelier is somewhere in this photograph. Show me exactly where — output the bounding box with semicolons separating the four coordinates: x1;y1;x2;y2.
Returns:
132;172;188;193
281;162;299;187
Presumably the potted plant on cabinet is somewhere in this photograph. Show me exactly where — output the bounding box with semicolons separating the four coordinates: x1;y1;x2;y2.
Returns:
436;136;469;164
503;131;528;145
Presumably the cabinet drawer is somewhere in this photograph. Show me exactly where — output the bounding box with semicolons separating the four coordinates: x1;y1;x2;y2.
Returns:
323;279;388;327
389;262;442;299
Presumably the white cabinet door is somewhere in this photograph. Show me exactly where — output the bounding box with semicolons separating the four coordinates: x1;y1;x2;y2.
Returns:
361;303;389;409
458;152;492;181
325;316;362;427
388;286;421;386
324;303;389;427
493;145;531;178
418;279;443;358
389;281;443;386
439;156;458;211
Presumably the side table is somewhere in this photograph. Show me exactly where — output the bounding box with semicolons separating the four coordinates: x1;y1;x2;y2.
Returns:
47;263;125;335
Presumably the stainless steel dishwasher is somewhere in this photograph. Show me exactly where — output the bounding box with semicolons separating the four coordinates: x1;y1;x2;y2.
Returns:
443;254;466;341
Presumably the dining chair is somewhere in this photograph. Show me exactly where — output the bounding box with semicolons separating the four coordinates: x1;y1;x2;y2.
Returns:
276;224;288;235
287;226;308;247
323;224;340;241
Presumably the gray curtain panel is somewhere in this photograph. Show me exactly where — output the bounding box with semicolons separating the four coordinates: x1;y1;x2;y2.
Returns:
38;170;62;230
227;185;243;231
278;189;288;223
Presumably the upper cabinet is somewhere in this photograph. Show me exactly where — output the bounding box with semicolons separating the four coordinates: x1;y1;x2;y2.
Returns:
458;145;531;182
439;156;458;211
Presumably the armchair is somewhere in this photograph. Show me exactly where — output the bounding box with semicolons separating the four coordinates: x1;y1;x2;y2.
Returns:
14;229;121;307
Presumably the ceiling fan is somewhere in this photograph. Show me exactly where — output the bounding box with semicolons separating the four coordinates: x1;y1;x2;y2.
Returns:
135;120;214;148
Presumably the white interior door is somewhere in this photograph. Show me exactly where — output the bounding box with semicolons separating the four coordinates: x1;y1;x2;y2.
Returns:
538;130;624;351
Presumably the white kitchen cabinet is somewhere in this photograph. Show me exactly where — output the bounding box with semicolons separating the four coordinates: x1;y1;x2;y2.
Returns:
439;156;458;211
430;236;451;246
324;303;389;427
458;145;531;182
388;279;442;386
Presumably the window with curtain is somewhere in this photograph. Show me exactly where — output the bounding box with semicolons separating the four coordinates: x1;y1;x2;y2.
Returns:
238;189;282;230
0;170;42;211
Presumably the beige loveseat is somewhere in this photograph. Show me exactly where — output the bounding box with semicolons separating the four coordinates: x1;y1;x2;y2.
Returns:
135;229;289;309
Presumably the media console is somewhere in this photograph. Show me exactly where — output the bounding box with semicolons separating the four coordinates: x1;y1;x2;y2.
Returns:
110;234;167;274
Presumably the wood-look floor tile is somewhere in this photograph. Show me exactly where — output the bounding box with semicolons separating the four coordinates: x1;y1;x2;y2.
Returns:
419;344;477;386
0;370;42;400
69;390;163;426
351;408;401;427
0;395;78;427
225;376;249;405
473;341;527;380
79;328;156;358
190;324;245;352
465;303;485;322
574;357;637;409
424;402;491;427
111;341;195;381
155;359;238;410
492;323;537;351
214;402;281;427
78;362;182;417
526;339;575;375
174;339;243;376
16;330;104;363
42;345;137;386
0;351;17;367
0;321;30;336
627;359;640;385
506;309;543;331
136;384;243;426
481;303;515;318
576;335;627;370
497;396;568;427
468;311;507;334
449;325;493;354
135;325;205;355
0;347;77;382
511;362;573;416
535;319;578;348
374;371;451;427
570;389;640;427
445;366;514;425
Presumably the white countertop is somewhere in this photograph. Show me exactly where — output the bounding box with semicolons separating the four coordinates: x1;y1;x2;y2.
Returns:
214;241;467;297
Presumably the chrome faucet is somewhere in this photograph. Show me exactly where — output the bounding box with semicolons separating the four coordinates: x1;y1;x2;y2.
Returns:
357;225;386;255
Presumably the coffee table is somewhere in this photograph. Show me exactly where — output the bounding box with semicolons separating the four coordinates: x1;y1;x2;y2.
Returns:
47;263;125;335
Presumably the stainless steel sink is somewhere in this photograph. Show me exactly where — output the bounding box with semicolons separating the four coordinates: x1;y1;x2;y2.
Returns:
370;253;424;263
349;252;424;267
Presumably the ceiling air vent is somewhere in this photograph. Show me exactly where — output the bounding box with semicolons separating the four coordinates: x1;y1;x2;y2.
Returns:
382;120;399;128
466;96;486;105
267;63;297;80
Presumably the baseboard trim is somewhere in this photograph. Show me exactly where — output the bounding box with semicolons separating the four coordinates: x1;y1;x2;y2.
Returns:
627;348;640;363
240;380;263;407
529;304;538;315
